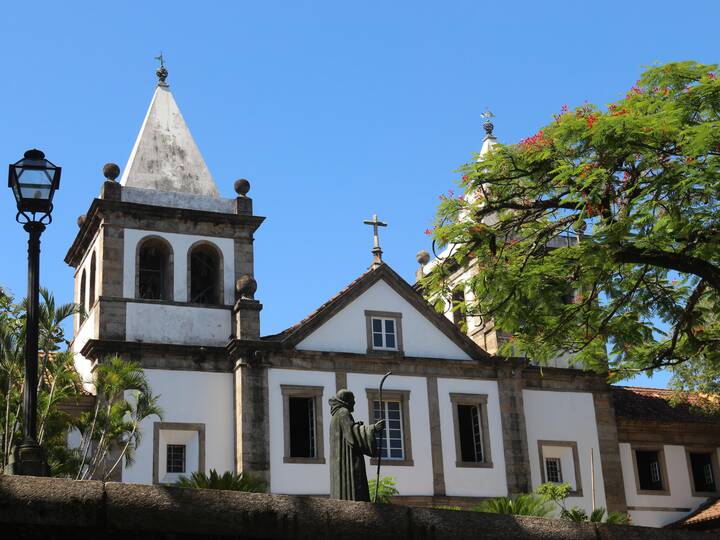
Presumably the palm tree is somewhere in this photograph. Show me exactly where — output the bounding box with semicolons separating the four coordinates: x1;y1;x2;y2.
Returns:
103;385;163;480
75;356;160;480
175;469;267;492
0;318;21;467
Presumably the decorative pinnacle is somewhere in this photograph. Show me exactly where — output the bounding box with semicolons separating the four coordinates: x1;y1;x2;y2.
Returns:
155;52;168;86
481;109;495;137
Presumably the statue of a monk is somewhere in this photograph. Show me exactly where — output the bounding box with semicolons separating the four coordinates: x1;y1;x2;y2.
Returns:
329;389;385;501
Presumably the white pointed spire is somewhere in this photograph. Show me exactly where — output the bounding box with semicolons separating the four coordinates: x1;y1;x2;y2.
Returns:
120;74;220;198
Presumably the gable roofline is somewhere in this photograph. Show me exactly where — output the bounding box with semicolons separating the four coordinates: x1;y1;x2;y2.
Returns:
262;263;492;361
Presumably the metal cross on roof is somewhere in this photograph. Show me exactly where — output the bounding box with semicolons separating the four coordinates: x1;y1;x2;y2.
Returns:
155;52;168;86
363;214;387;268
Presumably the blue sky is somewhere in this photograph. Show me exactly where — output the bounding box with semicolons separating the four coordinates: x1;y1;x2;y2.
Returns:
1;1;717;388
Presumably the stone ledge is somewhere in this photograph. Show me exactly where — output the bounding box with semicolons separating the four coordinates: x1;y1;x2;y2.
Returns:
0;476;713;539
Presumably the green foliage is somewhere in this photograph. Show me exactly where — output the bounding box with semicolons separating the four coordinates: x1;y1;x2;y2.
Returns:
0;288;82;474
424;61;720;388
473;493;554;517
369;476;399;503
535;482;629;524
74;356;162;480
175;469;267;492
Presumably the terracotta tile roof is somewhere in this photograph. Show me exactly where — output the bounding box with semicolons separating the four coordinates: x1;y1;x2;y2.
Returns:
670;498;720;529
612;386;720;424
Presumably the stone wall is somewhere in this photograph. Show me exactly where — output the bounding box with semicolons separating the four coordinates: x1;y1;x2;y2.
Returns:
0;476;712;539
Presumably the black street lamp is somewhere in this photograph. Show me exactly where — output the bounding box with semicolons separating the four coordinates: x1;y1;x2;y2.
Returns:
7;149;61;476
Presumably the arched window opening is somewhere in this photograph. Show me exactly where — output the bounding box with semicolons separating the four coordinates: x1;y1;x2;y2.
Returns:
137;238;173;300
189;244;222;305
79;270;87;323
89;253;97;308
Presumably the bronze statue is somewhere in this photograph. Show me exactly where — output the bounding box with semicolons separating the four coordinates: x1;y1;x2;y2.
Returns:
329;389;385;501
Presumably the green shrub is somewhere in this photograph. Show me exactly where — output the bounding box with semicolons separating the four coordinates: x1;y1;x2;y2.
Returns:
473;494;554;517
368;476;399;503
175;469;266;492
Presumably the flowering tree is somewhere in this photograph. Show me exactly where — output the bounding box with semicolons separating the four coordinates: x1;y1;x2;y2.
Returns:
424;62;720;390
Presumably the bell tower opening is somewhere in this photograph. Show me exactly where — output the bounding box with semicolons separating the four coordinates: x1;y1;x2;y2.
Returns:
137;237;173;301
188;243;222;305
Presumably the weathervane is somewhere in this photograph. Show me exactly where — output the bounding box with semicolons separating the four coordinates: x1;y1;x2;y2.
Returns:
155;52;168;86
481;109;495;137
363;214;387;269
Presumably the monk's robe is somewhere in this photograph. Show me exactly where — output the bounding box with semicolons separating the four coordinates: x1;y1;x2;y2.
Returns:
329;397;379;501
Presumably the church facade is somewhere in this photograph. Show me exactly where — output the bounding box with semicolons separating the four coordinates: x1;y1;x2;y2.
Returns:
65;70;720;529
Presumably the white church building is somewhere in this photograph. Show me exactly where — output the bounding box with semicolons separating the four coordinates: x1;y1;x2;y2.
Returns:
65;67;720;529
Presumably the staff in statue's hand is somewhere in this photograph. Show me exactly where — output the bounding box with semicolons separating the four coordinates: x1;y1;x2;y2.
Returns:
374;371;392;503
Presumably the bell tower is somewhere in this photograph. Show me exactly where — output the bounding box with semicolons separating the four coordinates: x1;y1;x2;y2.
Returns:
65;63;265;483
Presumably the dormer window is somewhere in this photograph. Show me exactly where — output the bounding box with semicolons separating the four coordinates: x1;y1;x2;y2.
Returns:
365;310;403;354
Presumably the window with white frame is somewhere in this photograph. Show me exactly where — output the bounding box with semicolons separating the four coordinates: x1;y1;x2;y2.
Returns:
538;441;582;495
373;399;404;459
153;422;205;484
372;318;397;350
365;310;403;353
545;457;563;483
366;388;413;466
166;444;186;473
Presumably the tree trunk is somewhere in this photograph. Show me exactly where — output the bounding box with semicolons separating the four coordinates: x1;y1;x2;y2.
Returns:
76;399;100;480
104;424;137;481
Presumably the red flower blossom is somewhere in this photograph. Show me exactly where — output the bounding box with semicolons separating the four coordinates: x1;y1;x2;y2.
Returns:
424;228;433;235
586;114;597;129
709;73;717;80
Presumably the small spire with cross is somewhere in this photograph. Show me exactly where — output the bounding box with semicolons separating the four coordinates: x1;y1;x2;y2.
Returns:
155;52;168;86
363;214;387;268
481;109;495;138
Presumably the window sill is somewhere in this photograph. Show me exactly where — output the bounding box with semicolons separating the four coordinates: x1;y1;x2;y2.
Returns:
691;490;720;497
369;458;414;467
455;461;493;469
635;489;671;496
366;349;404;357
283;457;326;465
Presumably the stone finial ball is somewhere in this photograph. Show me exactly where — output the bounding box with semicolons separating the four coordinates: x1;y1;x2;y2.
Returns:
77;214;87;228
236;275;257;299
103;163;121;181
234;178;250;196
416;250;430;265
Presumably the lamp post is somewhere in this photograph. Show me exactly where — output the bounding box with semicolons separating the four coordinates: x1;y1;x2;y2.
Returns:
7;149;61;476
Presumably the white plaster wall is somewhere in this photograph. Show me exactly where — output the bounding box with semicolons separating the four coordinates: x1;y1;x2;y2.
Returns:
437;378;508;497
267;368;336;494
523;390;606;512
123;228;235;305
297;280;471;360
125;302;231;346
347;373;434;496
71;308;97;391
619;443;714;528
123;369;234;484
